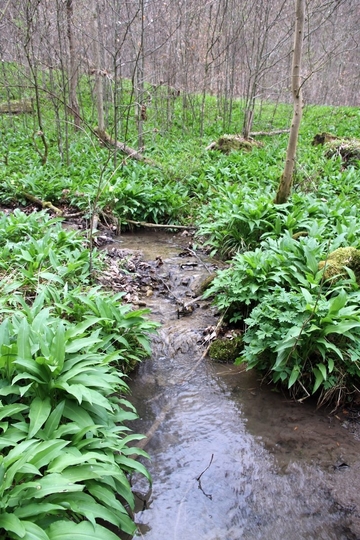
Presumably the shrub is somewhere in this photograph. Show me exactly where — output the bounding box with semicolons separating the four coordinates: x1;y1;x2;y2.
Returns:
0;306;151;539
0;210;157;538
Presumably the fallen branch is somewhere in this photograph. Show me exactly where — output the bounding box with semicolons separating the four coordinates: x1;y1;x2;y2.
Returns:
94;127;159;167
22;192;63;215
126;219;197;230
249;129;290;136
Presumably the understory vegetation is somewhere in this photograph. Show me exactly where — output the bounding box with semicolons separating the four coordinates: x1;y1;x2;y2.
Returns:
0;210;157;539
1;77;360;536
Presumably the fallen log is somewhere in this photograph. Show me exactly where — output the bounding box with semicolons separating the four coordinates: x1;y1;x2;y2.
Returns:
22;192;63;215
94;128;158;167
0;99;33;114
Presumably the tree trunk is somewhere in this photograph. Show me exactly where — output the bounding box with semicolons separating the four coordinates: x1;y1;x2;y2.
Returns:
274;0;305;205
92;0;105;132
66;0;81;130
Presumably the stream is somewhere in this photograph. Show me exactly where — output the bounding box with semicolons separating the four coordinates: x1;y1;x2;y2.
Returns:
115;231;360;540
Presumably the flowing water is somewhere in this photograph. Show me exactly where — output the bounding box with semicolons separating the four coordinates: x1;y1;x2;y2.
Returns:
116;231;360;540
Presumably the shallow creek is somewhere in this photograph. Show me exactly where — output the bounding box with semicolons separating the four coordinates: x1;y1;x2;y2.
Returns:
116;231;360;540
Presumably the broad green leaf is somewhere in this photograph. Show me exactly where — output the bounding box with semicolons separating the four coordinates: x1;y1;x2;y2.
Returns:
50;321;65;374
21;520;50;540
47;520;125;540
54;382;92;405
13;358;47;380
288;365;300;388
300;287;313;305
0;318;11;347
65;336;101;353
65;317;102;340
328;289;347;314
328;358;335;373
49;450;113;473
63;401;95;428
61;464;109;483
136;335;151;354
317;363;327;381
28;440;70;470
49;492;122;528
38;272;63;283
18;463;42;476
0;403;28;421
312;367;324;394
20;249;33;262
317;338;343;360
25;473;84;499
43;401;65;439
15;502;65;519
28;397;52;438
0;512;26;537
32;308;52;333
17;318;32;361
324;321;360;336
4;439;38;468
86;481;127;514
304;246;320;274
115;455;152;482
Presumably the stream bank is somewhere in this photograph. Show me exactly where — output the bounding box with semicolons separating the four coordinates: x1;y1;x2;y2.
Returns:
110;230;360;540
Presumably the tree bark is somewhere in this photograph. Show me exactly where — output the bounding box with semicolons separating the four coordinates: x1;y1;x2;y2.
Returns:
92;0;105;132
274;0;305;205
66;0;81;130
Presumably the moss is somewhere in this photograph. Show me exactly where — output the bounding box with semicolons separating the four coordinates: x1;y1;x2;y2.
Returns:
318;247;360;284
0;99;33;114
208;336;243;363
324;139;360;168
212;134;262;154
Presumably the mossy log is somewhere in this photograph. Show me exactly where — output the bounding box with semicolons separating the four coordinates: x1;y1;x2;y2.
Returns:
206;134;263;154
0;100;33;114
318;247;360;284
325;140;360;168
22;192;63;216
312;132;360;168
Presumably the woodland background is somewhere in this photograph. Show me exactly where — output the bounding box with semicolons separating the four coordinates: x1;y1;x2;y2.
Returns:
0;0;359;151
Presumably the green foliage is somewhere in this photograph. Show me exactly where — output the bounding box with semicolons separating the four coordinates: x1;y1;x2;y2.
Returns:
197;184;280;256
41;285;157;372
0;210;104;296
0;306;150;538
0;210;157;538
207;231;360;404
241;286;360;400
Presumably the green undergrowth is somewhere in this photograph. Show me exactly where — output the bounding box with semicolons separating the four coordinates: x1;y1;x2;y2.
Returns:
0;209;158;539
2;76;360;406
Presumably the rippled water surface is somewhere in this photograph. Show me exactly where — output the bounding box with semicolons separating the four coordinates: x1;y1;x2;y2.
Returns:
118;231;360;540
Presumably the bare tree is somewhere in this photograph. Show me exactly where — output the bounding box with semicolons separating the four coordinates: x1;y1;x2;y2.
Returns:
92;0;105;133
66;0;80;130
275;0;305;205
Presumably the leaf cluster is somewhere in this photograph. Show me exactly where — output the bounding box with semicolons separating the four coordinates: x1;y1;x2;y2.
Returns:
0;210;157;538
206;231;360;405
